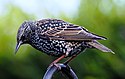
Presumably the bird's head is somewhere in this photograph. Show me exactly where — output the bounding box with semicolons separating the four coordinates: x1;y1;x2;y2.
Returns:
15;21;34;54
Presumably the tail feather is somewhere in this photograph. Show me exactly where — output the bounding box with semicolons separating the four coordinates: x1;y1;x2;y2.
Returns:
88;40;115;54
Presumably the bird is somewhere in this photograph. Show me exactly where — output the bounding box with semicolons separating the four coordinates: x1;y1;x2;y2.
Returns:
15;18;114;65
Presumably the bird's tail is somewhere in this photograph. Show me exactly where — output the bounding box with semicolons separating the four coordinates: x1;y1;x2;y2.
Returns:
88;40;115;54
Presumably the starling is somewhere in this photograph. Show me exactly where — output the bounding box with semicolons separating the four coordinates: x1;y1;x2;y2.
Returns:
15;19;114;65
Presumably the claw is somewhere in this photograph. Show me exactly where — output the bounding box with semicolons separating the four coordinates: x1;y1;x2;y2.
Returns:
53;63;61;70
49;63;61;70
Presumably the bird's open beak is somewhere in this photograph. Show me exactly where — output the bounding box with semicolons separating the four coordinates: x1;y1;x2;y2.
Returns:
15;41;22;54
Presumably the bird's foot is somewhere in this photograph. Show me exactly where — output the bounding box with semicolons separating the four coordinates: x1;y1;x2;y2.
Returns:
49;62;61;70
48;55;65;70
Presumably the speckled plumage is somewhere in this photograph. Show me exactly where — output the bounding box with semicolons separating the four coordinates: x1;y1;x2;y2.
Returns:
15;19;114;58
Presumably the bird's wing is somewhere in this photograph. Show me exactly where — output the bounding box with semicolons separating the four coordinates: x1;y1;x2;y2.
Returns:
43;24;106;41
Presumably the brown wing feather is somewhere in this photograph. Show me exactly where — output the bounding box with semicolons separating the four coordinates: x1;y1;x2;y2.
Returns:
43;24;106;41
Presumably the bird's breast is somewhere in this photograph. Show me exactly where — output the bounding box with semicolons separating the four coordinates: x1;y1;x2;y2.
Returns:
29;33;85;57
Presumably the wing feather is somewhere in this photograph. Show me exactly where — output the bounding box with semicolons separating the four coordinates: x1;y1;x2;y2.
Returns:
41;23;106;41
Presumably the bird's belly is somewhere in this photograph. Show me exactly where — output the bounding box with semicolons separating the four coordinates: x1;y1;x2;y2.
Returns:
30;39;66;57
30;38;85;57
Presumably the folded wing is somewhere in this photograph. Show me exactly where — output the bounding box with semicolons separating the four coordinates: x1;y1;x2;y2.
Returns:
43;24;106;41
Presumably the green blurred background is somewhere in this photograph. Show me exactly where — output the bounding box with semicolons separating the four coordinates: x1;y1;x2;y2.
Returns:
0;0;125;79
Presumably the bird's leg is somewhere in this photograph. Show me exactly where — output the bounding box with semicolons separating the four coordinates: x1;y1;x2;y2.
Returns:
49;55;65;69
64;48;87;64
64;55;77;65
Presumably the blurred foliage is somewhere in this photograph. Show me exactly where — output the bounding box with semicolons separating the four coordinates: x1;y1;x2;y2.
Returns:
0;0;125;79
